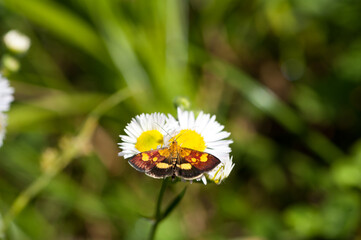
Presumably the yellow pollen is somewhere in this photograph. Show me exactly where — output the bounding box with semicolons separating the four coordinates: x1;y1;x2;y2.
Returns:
135;130;164;152
200;154;208;162
153;157;158;162
191;158;197;162
171;129;206;152
142;153;150;161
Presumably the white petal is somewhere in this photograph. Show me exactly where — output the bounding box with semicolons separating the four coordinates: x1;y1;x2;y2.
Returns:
0;75;14;112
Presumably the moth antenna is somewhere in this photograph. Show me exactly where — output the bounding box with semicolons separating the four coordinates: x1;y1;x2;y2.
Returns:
153;121;173;143
174;129;188;142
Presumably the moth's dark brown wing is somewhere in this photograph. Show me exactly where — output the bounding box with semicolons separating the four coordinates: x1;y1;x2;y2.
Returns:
175;158;204;180
128;148;173;179
128;149;167;172
176;148;221;180
182;148;221;171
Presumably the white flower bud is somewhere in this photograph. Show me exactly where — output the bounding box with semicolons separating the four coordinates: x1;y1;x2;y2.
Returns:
3;30;31;54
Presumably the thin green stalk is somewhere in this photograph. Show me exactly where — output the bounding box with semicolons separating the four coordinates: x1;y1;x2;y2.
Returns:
149;179;187;240
149;217;159;240
155;178;169;220
1;172;55;233
0;88;131;238
149;178;169;240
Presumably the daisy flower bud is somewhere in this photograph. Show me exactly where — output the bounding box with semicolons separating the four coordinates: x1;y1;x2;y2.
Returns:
2;55;20;73
3;30;31;54
173;96;191;111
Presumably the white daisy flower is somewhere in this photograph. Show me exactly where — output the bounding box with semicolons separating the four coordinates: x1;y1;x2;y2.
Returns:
119;108;234;184
0;113;8;147
173;108;234;184
0;74;14;112
118;112;178;159
3;30;31;54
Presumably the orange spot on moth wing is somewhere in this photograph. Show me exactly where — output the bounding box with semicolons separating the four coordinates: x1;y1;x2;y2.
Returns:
158;148;171;157
180;148;191;158
200;153;208;162
128;149;166;172
142;153;150;161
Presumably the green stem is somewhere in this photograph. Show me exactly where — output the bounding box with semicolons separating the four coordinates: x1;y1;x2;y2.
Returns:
149;178;169;240
148;179;187;240
155;178;169;220
0;88;131;237
149;221;159;240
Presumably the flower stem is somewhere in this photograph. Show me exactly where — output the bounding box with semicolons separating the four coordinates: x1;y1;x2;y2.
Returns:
149;221;159;240
148;179;187;240
149;178;169;240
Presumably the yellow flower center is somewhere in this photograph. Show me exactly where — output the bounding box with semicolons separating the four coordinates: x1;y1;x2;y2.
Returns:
172;129;206;151
135;130;164;152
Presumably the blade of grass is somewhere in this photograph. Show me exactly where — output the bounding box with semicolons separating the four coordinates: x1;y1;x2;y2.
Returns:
7;91;105;132
211;60;344;162
90;0;155;111
2;0;110;65
212;60;305;134
164;0;192;100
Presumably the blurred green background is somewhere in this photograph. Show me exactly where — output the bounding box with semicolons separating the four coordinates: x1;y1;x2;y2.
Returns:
1;0;361;239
